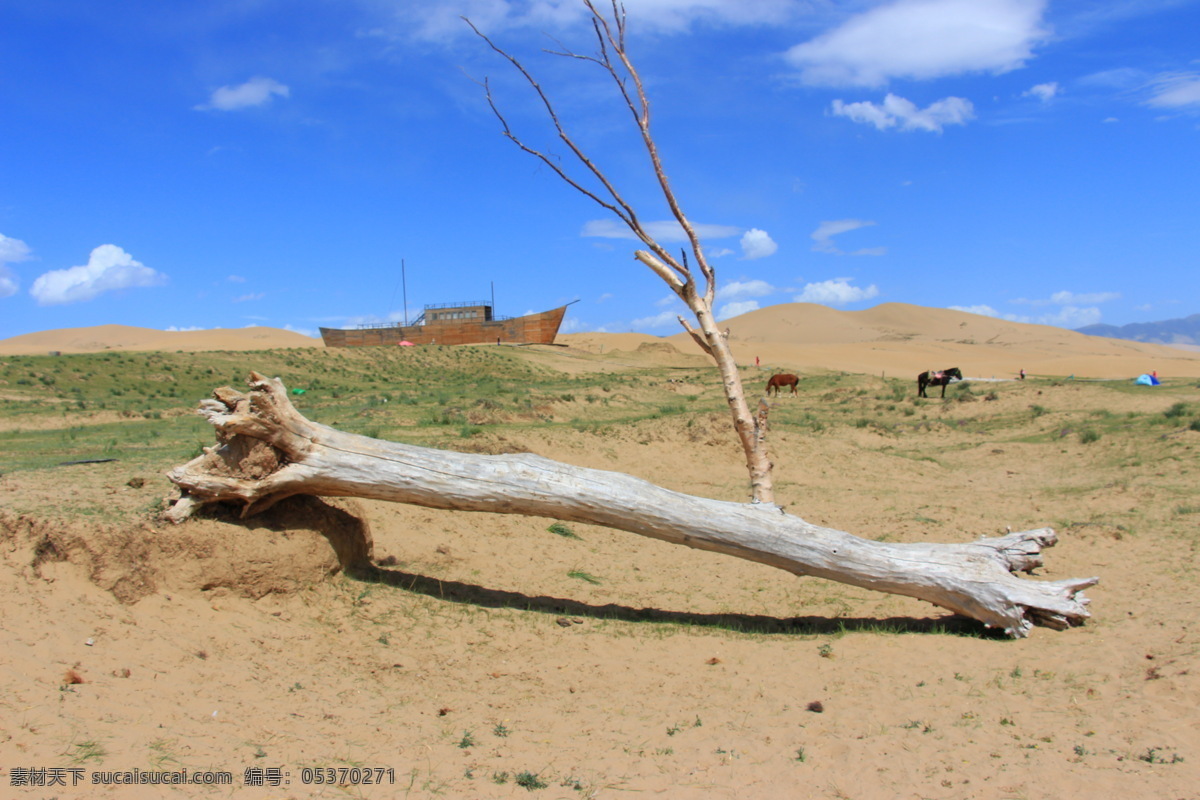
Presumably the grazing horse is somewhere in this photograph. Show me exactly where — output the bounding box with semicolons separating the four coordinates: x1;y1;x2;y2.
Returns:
917;367;963;398
766;373;800;396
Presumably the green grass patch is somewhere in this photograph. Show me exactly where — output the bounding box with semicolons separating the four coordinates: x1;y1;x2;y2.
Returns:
548;522;582;540
567;569;602;585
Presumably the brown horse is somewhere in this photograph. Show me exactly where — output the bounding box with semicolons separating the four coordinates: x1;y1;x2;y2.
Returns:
766;373;799;396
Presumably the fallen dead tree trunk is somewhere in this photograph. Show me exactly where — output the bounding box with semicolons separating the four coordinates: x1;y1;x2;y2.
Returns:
165;373;1096;638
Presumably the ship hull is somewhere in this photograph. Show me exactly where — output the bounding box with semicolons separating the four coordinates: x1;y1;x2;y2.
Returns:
319;304;570;348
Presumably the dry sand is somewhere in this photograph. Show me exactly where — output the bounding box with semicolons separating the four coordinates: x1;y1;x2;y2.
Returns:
0;325;320;356
697;303;1200;380
2;305;1200;799
560;303;1200;380
4;303;1197;378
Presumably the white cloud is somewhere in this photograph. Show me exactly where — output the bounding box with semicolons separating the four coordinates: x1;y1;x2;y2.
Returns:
830;98;893;129
956;290;1118;328
949;304;1004;318
949;305;1101;328
1145;72;1200;110
1049;290;1120;305
196;77;290;111
1019;291;1115;328
30;245;167;306
344;313;388;327
233;292;266;303
631;309;683;329
581;218;741;242
282;323;320;338
653;293;680;308
812;220;872;251
394;0;797;42
811;219;886;256
1013;289;1120;307
1024;81;1060;102
1080;67;1144;91
559;317;589;333
794;277;880;305
0;233;31;265
785;0;1051;87
718;300;760;320
596;0;795;31
1040;305;1102;328
832;93;975;132
0;233;32;299
740;228;777;259
717;279;775;301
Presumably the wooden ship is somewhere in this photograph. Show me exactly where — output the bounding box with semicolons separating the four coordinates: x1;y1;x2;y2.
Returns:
319;300;574;348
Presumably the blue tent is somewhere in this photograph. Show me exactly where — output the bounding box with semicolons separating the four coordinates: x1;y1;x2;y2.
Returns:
1135;373;1161;386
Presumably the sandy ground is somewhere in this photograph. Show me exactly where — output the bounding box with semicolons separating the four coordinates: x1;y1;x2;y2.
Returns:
3;305;1200;799
0;325;320;356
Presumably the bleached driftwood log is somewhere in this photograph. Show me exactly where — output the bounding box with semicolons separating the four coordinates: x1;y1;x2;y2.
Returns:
165;373;1096;638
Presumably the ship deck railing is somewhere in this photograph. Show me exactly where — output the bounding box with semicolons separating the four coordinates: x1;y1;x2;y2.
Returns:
353;313;515;330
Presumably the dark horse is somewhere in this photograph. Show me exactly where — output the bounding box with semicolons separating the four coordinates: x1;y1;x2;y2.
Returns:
766;373;800;396
917;367;963;398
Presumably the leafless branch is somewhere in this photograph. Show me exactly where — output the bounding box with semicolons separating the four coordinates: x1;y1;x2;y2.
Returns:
463;14;689;292
464;1;775;503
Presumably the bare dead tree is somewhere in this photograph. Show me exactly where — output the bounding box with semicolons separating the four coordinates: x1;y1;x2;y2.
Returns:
163;2;1097;640
463;0;775;504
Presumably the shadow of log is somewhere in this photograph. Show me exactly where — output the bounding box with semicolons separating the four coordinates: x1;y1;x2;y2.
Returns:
352;563;996;638
197;496;375;573
195;499;994;637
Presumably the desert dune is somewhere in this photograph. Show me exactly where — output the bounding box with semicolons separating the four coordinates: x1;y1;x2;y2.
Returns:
0;324;320;356
680;303;1200;379
3;304;1196;379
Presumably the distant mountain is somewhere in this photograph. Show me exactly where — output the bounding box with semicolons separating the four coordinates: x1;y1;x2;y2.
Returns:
1077;314;1200;346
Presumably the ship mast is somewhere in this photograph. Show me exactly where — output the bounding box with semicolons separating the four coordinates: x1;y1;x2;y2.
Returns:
402;259;409;326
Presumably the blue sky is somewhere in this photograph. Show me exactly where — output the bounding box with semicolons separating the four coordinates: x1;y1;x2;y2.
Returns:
2;0;1198;340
